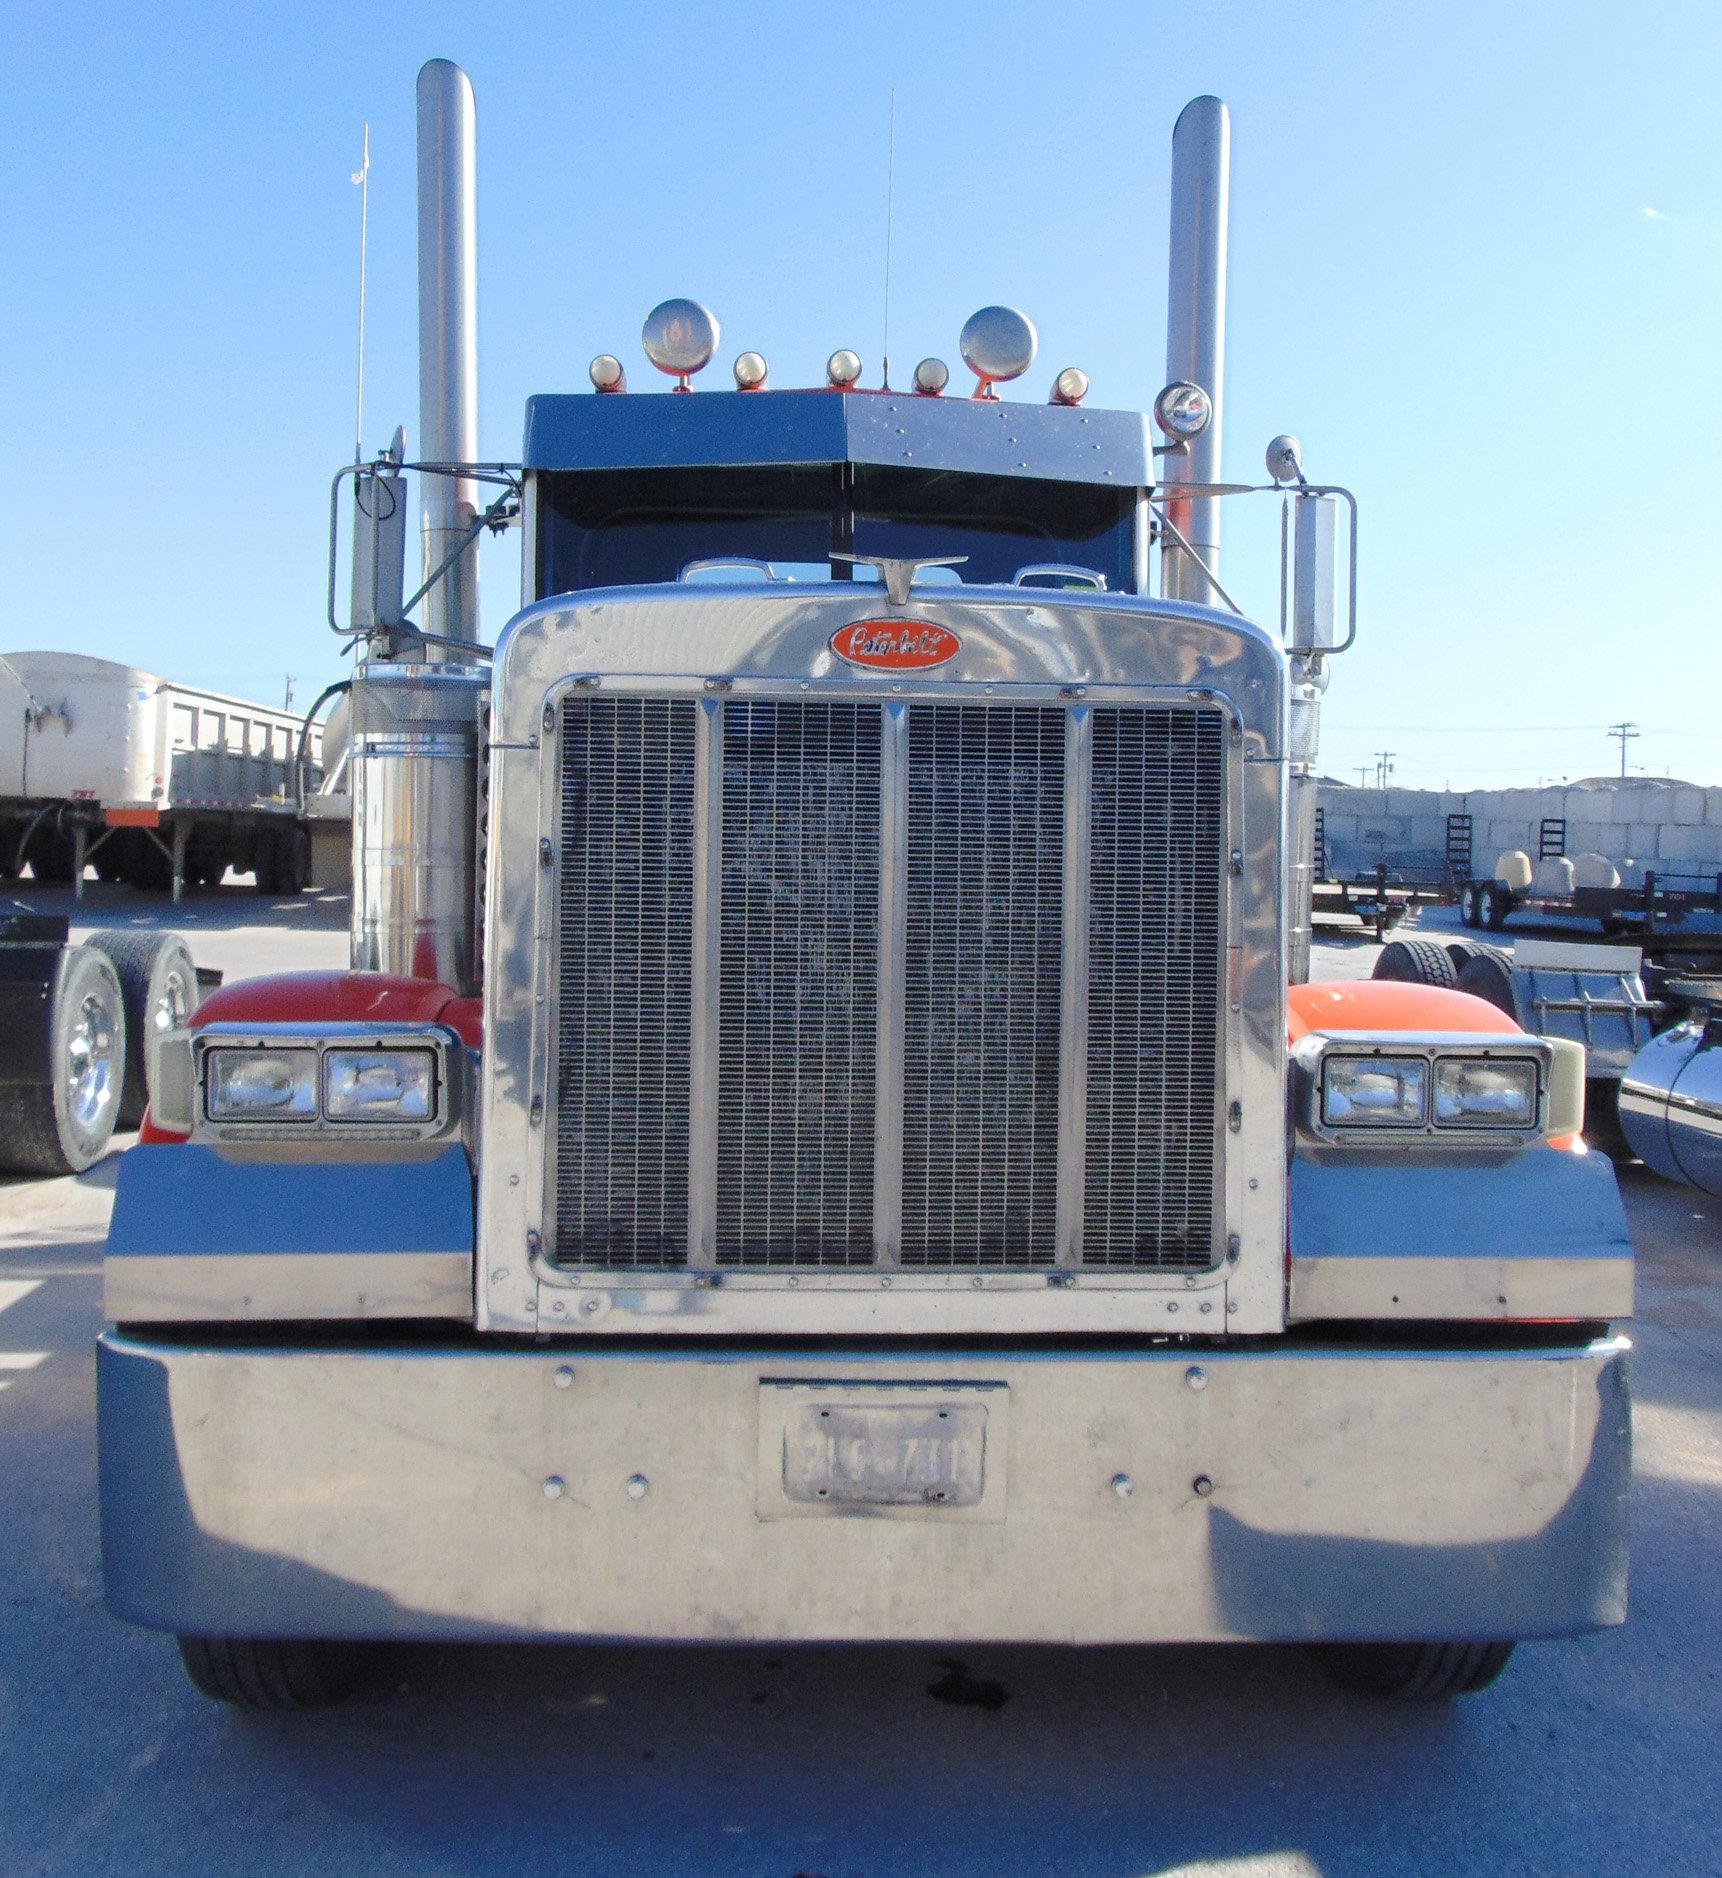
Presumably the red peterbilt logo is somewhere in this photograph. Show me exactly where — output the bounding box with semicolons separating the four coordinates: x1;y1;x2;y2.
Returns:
829;619;960;670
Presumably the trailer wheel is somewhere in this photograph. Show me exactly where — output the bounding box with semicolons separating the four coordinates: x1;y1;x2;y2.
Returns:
1317;1640;1515;1699
1456;950;1517;1021
87;930;199;1128
25;826;77;886
0;945;126;1175
1458;883;1481;928
1478;882;1509;929
176;1635;370;1711
1372;938;1459;990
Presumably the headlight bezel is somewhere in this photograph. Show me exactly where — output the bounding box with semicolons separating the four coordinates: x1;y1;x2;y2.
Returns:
188;1023;456;1143
1295;1030;1558;1147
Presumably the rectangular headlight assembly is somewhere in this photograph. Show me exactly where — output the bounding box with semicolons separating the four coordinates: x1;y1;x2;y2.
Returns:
190;1025;454;1142
1299;1032;1563;1145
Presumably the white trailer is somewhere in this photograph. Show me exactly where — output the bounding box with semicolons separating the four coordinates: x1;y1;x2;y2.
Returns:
0;651;329;897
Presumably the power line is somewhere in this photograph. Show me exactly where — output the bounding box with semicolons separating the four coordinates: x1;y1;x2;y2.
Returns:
1374;750;1395;789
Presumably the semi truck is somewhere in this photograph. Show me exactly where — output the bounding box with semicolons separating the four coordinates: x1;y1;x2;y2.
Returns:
0;651;325;898
97;63;1632;1711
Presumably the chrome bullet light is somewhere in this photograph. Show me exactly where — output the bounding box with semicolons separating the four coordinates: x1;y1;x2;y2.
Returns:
826;348;863;388
1051;366;1089;406
960;306;1037;398
733;350;769;390
1153;380;1212;440
589;354;625;393
913;357;949;396
642;298;720;390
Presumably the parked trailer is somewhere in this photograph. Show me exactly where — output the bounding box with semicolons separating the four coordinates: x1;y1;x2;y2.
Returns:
1458;839;1722;940
99;66;1630;1715
0;651;325;899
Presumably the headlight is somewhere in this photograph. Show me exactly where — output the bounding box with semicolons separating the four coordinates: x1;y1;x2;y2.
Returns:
1321;1056;1425;1127
324;1049;437;1122
1434;1057;1538;1128
205;1048;318;1121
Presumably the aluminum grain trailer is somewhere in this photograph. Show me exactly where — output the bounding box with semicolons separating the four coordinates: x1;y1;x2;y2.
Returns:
0;651;326;898
98;65;1631;1713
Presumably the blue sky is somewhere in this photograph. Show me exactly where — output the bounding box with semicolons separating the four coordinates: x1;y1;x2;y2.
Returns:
6;0;1718;787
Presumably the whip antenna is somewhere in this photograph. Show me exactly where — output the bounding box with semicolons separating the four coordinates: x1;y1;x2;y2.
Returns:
351;123;370;463
881;89;896;390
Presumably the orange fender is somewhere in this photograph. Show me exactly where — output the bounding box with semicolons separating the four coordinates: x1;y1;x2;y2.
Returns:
1287;979;1520;1043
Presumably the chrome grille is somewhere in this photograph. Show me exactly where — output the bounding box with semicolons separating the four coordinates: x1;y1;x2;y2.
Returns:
902;705;1064;1266
1082;707;1225;1268
553;697;695;1267
715;700;880;1266
549;689;1228;1278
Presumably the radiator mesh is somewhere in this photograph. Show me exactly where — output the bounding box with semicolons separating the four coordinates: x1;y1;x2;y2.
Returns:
901;705;1065;1266
554;697;696;1266
716;700;880;1265
1082;706;1225;1267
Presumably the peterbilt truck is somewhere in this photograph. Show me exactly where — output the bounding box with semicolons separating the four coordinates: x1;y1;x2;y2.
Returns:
97;64;1632;1711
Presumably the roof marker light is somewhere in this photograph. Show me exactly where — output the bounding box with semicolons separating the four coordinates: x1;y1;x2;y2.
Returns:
733;351;768;390
959;306;1037;399
913;357;949;396
1050;366;1089;406
642;298;720;391
589;354;626;393
826;349;863;388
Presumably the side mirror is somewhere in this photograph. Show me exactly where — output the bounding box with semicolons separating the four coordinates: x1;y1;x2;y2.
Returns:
350;468;407;633
1289;492;1340;652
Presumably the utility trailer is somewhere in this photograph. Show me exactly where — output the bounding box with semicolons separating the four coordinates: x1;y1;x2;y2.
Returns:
98;66;1631;1715
1457;833;1722;940
0;651;327;899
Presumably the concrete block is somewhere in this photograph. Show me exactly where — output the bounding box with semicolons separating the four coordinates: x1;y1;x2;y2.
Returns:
1704;788;1722;826
1657;824;1722;868
1673;789;1706;826
1629;824;1661;861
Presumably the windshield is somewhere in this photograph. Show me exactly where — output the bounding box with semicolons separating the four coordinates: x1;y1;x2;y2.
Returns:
535;463;1137;597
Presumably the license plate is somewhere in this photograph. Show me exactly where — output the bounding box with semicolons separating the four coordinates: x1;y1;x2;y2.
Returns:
757;1383;1007;1521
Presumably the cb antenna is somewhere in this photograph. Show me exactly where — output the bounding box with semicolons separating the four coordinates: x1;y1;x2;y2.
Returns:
351;123;371;464
881;88;896;390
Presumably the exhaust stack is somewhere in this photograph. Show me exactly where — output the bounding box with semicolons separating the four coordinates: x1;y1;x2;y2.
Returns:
349;60;485;994
1160;96;1230;607
416;57;480;653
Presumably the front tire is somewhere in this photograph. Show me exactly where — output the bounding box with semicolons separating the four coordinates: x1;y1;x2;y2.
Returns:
1317;1640;1515;1699
176;1635;369;1710
1479;882;1509;929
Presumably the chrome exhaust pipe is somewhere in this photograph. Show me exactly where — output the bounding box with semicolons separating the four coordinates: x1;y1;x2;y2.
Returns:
1160;95;1230;607
415;57;480;654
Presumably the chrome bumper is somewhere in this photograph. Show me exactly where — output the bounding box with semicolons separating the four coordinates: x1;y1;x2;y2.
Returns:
99;1333;1630;1645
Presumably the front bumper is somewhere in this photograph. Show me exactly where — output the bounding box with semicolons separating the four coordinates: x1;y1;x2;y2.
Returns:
99;1333;1630;1646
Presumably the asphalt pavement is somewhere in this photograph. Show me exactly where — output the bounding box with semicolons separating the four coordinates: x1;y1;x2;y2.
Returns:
1;891;1717;1877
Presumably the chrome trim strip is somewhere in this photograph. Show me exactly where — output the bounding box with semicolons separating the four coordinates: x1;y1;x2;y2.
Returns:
873;702;908;1266
1055;702;1092;1265
688;696;724;1265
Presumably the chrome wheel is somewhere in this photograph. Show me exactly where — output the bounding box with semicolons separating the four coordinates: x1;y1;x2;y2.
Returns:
66;987;121;1133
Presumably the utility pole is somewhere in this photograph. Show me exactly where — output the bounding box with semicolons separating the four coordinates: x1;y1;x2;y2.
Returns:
1607;721;1639;778
1354;765;1371;788
284;675;296;711
1374;750;1395;790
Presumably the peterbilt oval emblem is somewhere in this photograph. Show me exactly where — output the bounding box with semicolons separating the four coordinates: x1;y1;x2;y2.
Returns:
830;619;960;670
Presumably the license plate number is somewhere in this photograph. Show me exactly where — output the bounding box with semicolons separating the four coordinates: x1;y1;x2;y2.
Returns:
781;1400;989;1507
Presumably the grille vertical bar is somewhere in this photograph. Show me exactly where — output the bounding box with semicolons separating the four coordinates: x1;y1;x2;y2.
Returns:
554;697;696;1266
715;700;881;1266
1082;706;1226;1268
901;705;1065;1267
